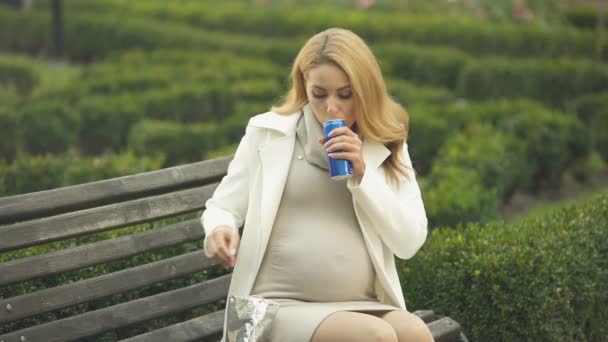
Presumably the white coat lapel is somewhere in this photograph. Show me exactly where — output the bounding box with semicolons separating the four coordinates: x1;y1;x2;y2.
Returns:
250;111;302;269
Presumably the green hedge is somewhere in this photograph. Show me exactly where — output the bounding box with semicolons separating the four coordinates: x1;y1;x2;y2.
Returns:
432;124;530;199
83;50;283;95
564;6;601;30
0;105;17;163
128;120;225;167
569;93;608;161
0;151;164;196
0;58;39;95
101;1;607;60
3;7;606;111
422;124;529;227
421;166;500;228
400;193;608;341
77;95;144;155
386;78;454;107
16;99;80;156
408;100;588;183
377;45;469;90
457;57;608;108
0;8;300;65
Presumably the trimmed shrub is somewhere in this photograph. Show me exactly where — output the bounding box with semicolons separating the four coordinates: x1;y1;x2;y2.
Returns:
0;8;51;55
0;151;163;196
406;106;452;176
421;166;500;228
128;120;225;167
457;57;608;108
0;58;39;95
377;45;469;89
232;79;283;103
140;84;233;123
400;193;608;341
77;95;144;155
564;6;600;30
0;102;18;163
386;78;454;107
570;93;608;161
16;99;80;156
432;123;530;199
217;101;269;145
103;1;607;60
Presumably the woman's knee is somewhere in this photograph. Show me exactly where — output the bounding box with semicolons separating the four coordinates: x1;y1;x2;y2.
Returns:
380;310;434;342
311;311;398;342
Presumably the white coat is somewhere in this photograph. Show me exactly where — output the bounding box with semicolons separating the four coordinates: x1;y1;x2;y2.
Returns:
201;106;428;334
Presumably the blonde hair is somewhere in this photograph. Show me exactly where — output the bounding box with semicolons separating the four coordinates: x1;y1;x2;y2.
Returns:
271;27;411;184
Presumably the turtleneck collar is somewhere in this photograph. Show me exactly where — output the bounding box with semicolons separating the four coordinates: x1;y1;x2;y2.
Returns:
296;103;329;171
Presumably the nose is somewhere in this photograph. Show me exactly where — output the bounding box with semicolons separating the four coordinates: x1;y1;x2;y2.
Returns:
326;98;340;116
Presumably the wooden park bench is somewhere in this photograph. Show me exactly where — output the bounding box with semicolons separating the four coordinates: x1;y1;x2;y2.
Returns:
0;156;466;342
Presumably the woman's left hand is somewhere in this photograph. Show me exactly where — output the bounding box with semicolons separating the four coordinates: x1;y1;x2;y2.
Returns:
319;126;366;184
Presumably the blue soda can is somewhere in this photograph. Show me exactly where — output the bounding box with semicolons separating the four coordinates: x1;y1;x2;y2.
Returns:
323;119;353;180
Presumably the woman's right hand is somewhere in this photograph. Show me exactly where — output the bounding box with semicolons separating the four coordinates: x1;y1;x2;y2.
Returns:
206;226;240;268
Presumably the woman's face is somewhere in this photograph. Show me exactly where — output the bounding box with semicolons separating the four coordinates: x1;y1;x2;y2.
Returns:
305;63;356;127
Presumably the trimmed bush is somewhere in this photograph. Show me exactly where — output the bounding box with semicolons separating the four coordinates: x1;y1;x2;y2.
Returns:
103;1;607;60
218;101;269;145
0;58;39;95
457;57;608;108
400;193;608;341
406;106;451;176
128;120;225;167
377;45;469;89
386;78;454;108
432;123;530;199
570;93;608;161
77;95;144;155
0;151;163;196
564;6;600;30
0;101;18;163
16;99;80;156
421;166;500;228
140;84;233;123
0;8;51;55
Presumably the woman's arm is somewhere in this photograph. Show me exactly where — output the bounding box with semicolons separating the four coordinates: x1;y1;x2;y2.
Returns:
201;122;255;257
348;143;428;260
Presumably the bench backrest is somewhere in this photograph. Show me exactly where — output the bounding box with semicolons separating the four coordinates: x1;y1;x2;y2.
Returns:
0;156;233;342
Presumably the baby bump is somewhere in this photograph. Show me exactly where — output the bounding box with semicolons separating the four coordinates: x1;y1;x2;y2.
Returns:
262;231;377;302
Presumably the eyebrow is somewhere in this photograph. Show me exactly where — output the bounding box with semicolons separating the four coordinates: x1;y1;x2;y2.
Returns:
313;85;351;91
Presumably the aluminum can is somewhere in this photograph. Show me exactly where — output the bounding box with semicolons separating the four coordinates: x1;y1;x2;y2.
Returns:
323;119;353;180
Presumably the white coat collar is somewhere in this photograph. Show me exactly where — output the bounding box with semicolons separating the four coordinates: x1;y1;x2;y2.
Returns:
249;104;391;170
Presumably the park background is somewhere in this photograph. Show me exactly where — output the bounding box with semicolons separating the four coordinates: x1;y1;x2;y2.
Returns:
0;0;607;340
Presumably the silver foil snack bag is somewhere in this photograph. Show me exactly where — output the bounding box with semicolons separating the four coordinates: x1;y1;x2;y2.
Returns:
224;295;279;342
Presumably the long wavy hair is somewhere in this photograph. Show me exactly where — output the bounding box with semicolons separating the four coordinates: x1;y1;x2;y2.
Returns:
271;27;411;184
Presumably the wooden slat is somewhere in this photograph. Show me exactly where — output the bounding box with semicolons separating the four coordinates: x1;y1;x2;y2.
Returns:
429;317;462;342
120;310;225;342
0;219;205;287
0;156;232;225
0;184;217;253
0;274;231;342
0;251;217;324
413;310;437;323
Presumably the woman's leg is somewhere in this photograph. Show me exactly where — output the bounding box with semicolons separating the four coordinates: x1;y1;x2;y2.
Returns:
310;311;398;342
367;310;434;342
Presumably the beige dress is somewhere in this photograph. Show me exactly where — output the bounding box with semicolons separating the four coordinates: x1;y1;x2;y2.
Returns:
250;108;399;341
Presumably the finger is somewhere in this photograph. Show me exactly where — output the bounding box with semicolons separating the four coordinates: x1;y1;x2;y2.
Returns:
328;127;356;138
325;134;360;148
327;151;360;162
227;231;239;256
214;234;231;261
326;142;360;153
